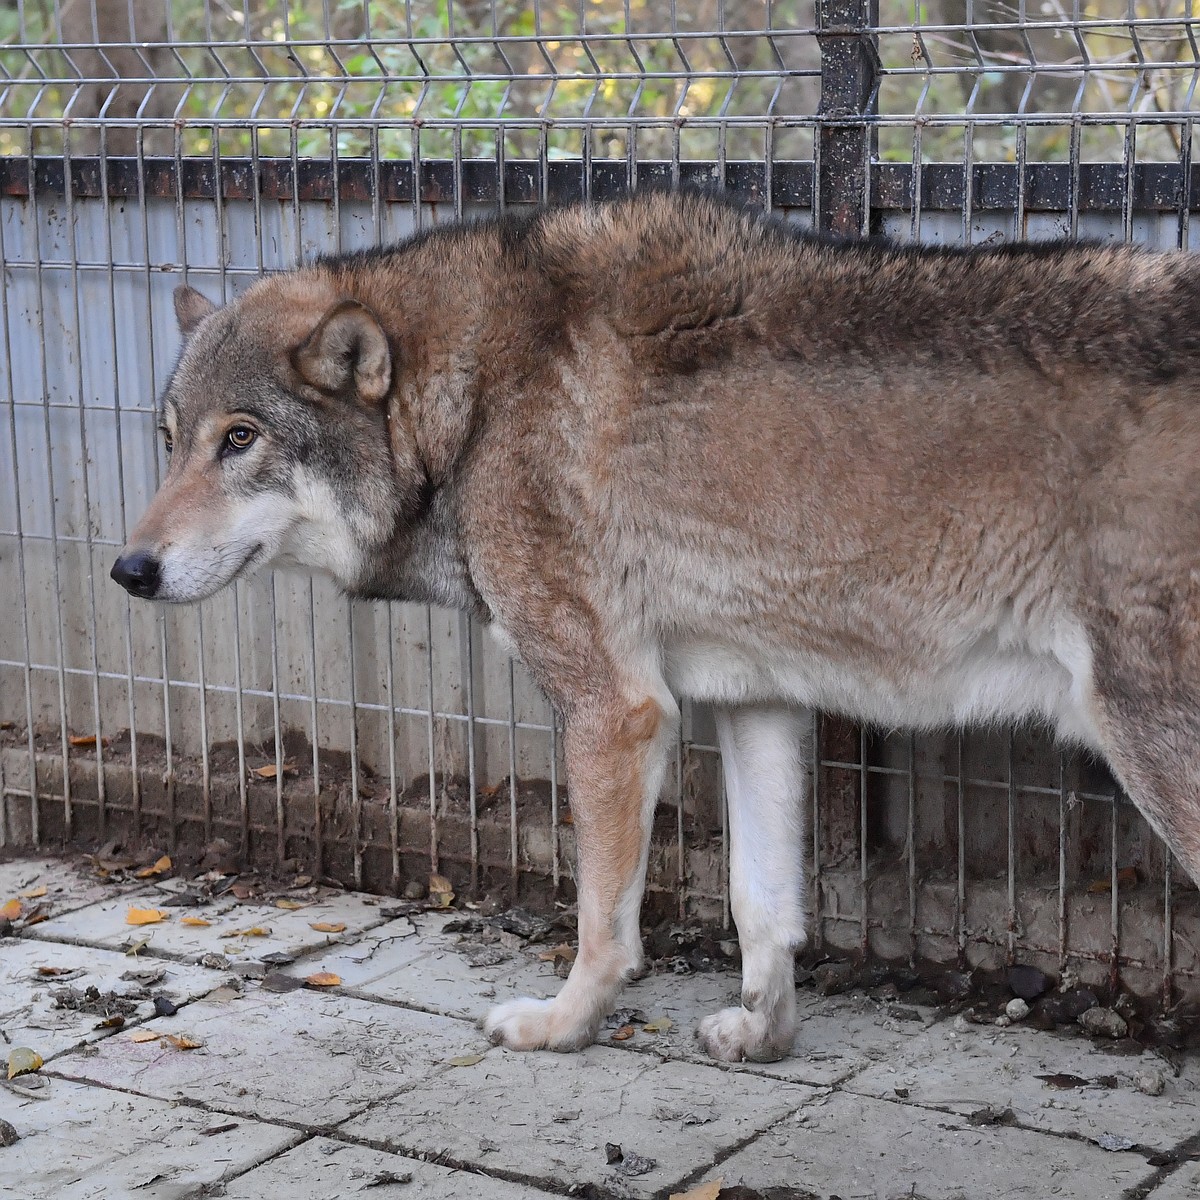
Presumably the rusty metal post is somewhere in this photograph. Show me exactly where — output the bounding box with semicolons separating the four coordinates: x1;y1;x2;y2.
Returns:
816;0;880;237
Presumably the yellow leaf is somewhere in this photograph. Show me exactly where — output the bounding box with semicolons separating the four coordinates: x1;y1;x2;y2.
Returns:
305;972;341;988
252;763;279;779
643;1016;674;1034
537;942;576;963
7;1047;43;1079
180;916;212;927
428;874;454;908
135;855;172;879
126;908;168;926
242;926;270;937
163;1034;203;1050
669;1183;723;1200
125;936;151;956
448;1053;485;1067
310;921;346;933
0;899;22;921
68;734;109;748
20;885;47;899
274;898;305;910
129;1030;159;1043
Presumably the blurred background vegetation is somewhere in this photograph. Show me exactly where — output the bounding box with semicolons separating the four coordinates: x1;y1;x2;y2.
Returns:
0;0;1193;164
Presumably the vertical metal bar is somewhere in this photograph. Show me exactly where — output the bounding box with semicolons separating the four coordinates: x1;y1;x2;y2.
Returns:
549;711;561;895
906;732;916;966
859;724;869;956
815;0;879;237
1057;751;1069;976
347;598;363;890
61;126;108;836
385;606;400;894
1110;788;1121;994
810;711;822;952
426;605;439;877
25;139;72;843
956;734;966;967
465;622;479;894
1006;730;1017;964
0;161;38;846
507;657;519;897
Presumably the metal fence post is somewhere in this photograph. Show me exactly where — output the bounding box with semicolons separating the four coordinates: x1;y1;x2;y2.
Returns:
816;0;880;237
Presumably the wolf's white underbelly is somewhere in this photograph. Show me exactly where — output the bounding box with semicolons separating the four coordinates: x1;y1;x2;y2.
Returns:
663;620;1101;747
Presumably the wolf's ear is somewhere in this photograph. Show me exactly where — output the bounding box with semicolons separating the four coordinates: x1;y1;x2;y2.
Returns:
290;300;392;405
174;285;218;336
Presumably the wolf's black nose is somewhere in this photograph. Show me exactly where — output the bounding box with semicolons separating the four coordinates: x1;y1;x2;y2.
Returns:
111;551;161;599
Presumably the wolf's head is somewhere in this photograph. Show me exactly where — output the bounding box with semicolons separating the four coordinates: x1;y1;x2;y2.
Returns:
111;278;421;603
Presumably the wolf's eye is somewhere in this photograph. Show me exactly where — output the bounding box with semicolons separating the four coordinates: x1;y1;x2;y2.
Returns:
226;426;257;452
162;431;173;455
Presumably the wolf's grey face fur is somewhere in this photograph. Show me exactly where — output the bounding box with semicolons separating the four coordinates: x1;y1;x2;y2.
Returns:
111;283;407;603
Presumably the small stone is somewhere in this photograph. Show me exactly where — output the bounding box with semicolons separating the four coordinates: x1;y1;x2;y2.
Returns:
952;1013;973;1034
402;881;426;900
1007;965;1050;1001
1005;998;1031;1022
1079;1007;1128;1039
0;1118;19;1146
198;953;229;970
1134;1068;1166;1096
813;960;856;996
152;995;178;1017
994;1015;1011;1027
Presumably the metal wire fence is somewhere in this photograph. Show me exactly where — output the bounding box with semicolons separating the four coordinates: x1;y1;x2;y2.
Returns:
0;0;1198;1004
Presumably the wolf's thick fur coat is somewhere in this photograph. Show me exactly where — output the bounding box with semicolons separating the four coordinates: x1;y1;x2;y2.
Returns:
116;191;1200;1061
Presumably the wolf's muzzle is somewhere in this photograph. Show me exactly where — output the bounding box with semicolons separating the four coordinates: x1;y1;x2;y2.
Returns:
110;551;161;599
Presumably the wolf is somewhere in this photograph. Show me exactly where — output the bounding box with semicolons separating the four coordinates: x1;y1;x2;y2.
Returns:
112;190;1200;1062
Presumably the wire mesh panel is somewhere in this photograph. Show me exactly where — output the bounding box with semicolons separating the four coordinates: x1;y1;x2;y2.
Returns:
0;0;1198;1005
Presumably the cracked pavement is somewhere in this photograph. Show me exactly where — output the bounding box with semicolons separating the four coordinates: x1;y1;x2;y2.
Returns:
1;856;1198;1199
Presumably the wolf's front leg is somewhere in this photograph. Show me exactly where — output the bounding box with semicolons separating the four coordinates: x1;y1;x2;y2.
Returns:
484;690;678;1052
698;704;811;1062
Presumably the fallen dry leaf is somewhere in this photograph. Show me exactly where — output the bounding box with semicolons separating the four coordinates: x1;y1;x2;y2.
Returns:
448;1053;485;1067
304;972;341;988
310;921;346;933
36;966;75;977
68;734;111;748
124;936;151;956
22;906;50;927
274;898;306;910
163;1034;203;1050
1087;866;1139;894
19;885;47;899
180;916;212;927
129;1029;159;1043
610;1024;636;1042
221;926;270;938
669;1182;723;1200
126;907;168;926
428;874;455;908
7;1048;43;1080
135;855;172;879
0;899;22;922
251;762;296;780
537;942;577;964
642;1016;674;1034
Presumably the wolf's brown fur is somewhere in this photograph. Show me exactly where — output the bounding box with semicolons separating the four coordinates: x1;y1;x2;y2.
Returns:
115;191;1200;1061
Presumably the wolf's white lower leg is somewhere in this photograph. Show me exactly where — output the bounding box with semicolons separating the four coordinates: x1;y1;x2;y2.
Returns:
698;704;810;1062
484;690;677;1052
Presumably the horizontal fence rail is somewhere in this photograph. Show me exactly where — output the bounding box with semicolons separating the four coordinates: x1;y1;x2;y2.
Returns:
1;0;1198;1010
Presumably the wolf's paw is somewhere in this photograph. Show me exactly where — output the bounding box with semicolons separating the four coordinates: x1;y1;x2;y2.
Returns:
697;1005;795;1063
483;996;599;1053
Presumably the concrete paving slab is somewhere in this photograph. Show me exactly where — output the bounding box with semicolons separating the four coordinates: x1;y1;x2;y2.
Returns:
49;984;492;1126
343;1044;815;1198
220;1134;564;1199
698;1090;1153;1200
0;1075;300;1200
285;910;565;1022
0;937;224;1060
0;856;134;921
1146;1161;1200;1198
25;885;389;966
845;1020;1200;1152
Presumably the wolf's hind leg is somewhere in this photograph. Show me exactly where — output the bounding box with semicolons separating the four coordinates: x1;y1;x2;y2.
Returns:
697;703;810;1063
